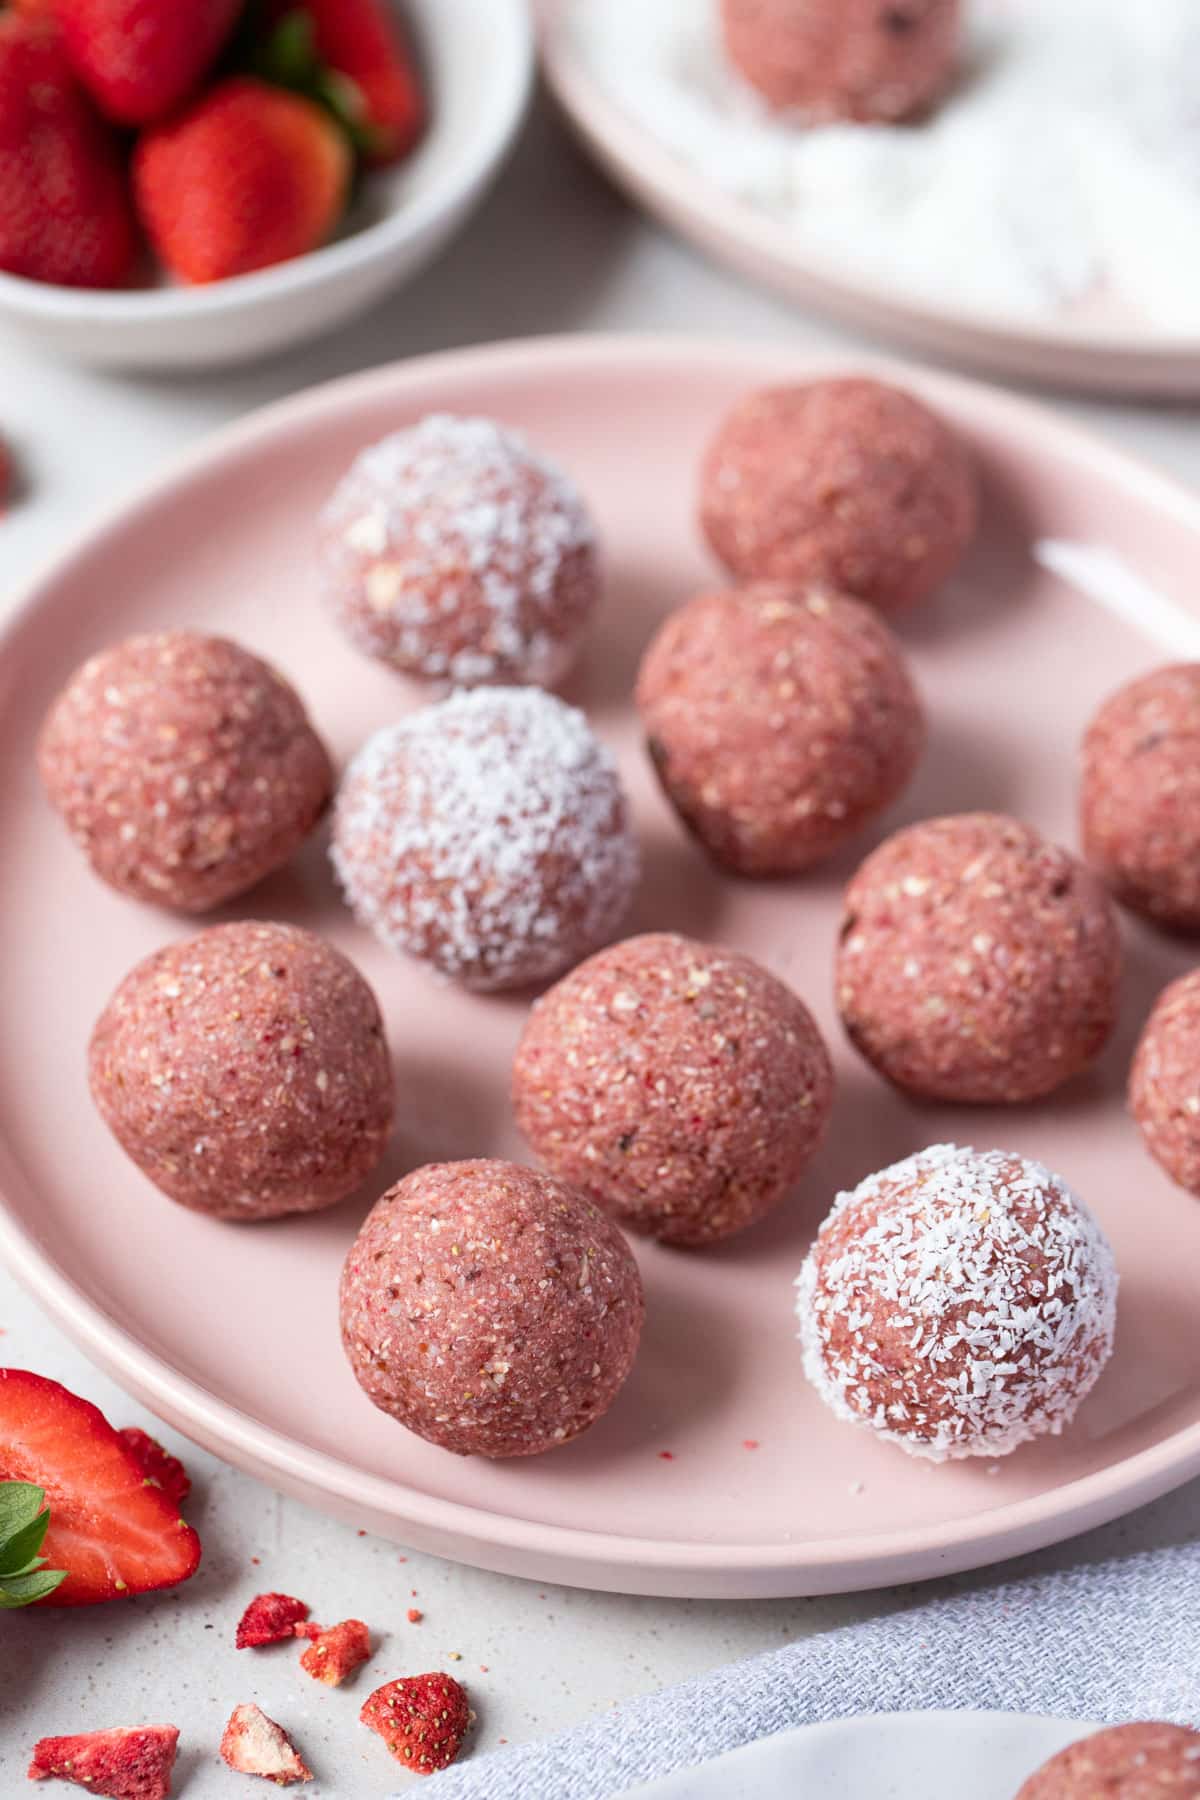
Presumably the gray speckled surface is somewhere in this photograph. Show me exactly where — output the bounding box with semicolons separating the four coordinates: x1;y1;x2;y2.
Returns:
3;89;1200;1800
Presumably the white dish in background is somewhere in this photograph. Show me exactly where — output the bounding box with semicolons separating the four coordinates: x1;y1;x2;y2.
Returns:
539;0;1200;396
0;0;533;371
617;1712;1097;1800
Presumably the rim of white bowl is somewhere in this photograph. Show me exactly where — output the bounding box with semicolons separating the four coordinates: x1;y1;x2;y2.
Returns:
0;0;534;323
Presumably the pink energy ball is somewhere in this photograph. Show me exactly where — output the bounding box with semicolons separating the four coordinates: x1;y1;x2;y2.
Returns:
1015;1723;1200;1798
1130;970;1200;1199
636;584;925;875
38;632;333;912
339;1160;645;1457
319;414;599;688
837;813;1122;1104
796;1144;1118;1461
699;378;978;615
512;932;834;1246
1082;663;1200;930
331;687;640;993
89;921;394;1221
721;0;962;123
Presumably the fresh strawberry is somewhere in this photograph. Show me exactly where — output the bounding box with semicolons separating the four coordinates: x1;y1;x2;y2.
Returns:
53;0;242;126
300;1617;371;1687
28;1724;179;1799
117;1429;190;1509
220;1705;312;1787
132;76;351;285
11;0;59;20
0;1370;200;1607
235;1590;312;1649
262;0;424;165
0;14;137;288
360;1673;470;1776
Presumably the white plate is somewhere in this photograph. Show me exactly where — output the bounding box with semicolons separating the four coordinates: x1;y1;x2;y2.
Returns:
538;0;1200;397
617;1712;1097;1800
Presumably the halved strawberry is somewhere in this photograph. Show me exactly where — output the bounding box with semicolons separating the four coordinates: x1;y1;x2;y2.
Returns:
0;1371;200;1607
28;1724;179;1799
117;1428;190;1509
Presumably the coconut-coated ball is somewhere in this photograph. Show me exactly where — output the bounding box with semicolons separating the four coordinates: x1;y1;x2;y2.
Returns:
319;414;599;688
1015;1723;1200;1798
722;0;962;123
796;1143;1118;1460
1130;970;1200;1198
339;1160;645;1457
636;584;925;875
837;813;1122;1103
1081;663;1200;931
699;378;978;615
89;921;394;1221
513;932;834;1246
331;687;640;992
38;632;333;912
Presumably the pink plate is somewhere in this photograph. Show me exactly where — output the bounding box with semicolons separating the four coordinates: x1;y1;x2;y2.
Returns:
538;1;1200;399
3;336;1200;1600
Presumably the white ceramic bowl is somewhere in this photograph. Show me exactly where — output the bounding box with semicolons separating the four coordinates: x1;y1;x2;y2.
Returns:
0;0;533;370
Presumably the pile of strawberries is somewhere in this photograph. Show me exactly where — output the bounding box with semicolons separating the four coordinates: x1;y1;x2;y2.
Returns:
0;0;425;289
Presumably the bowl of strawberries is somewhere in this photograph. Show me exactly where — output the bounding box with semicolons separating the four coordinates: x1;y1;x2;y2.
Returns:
0;0;533;367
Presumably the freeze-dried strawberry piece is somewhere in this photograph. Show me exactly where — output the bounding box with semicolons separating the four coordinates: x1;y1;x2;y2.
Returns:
235;1592;311;1649
118;1429;190;1508
299;1618;371;1686
28;1724;179;1798
219;1705;311;1786
360;1673;469;1775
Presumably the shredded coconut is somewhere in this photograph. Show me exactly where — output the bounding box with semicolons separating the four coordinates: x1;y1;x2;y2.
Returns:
320;414;597;686
568;0;1200;333
331;688;640;991
795;1143;1118;1461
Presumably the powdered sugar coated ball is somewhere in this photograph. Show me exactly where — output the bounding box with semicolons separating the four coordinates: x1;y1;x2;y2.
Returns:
331;688;640;992
339;1159;645;1458
796;1143;1118;1461
319;414;599;687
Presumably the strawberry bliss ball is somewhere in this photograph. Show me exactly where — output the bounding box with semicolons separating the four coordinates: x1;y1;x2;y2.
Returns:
1081;664;1200;930
89;921;394;1221
339;1160;644;1457
636;584;924;875
699;378;978;615
1016;1724;1200;1798
319;414;599;687
513;933;833;1246
331;687;640;992
1130;970;1200;1198
837;813;1122;1103
38;631;332;912
721;0;962;123
796;1143;1118;1461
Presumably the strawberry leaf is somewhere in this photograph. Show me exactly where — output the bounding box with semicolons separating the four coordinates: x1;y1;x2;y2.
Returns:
0;1481;66;1609
0;1567;67;1608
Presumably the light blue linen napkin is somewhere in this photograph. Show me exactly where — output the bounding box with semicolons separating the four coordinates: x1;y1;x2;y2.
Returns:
427;1541;1199;1798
